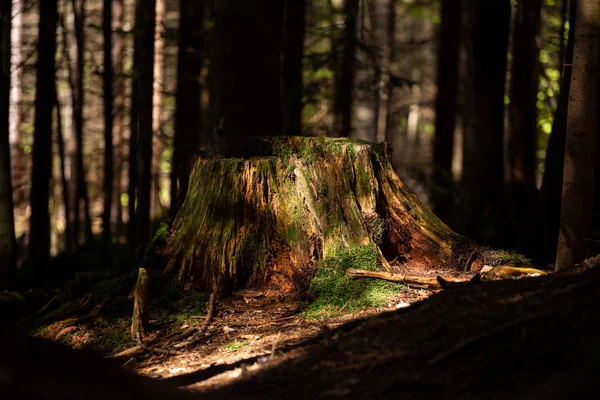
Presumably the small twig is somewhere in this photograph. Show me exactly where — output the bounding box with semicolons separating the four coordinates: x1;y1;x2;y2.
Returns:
269;332;282;362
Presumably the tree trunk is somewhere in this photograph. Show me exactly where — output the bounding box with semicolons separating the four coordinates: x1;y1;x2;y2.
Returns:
209;0;284;154
111;0;125;237
130;267;149;336
0;0;16;288
432;0;461;222
461;0;510;243
507;0;542;192
171;0;204;219
332;0;359;138
134;0;156;245
29;0;58;263
165;137;487;296
54;88;72;254
102;0;114;242
9;0;23;206
374;0;395;144
538;0;577;263
150;0;165;226
282;0;306;137
555;0;599;270
70;0;93;245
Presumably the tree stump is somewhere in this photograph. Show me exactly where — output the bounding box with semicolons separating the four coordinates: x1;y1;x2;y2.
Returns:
165;137;477;296
130;267;149;337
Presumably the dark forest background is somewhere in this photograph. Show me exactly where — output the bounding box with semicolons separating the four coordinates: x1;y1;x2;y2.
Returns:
0;0;598;289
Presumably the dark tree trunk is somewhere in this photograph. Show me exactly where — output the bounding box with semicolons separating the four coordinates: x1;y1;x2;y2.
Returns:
209;0;284;154
282;0;306;137
375;0;395;144
332;0;359;138
461;0;510;243
111;0;125;237
134;0;156;245
102;0;114;242
555;0;599;270
538;0;577;263
171;0;204;219
71;0;93;245
0;0;17;287
507;0;542;192
29;0;58;262
432;0;461;222
54;89;72;254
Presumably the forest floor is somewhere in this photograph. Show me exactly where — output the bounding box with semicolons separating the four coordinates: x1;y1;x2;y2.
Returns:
128;259;599;399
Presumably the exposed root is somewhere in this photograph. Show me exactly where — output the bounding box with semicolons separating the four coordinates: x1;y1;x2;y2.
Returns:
172;292;216;349
44;300;106;339
136;332;182;356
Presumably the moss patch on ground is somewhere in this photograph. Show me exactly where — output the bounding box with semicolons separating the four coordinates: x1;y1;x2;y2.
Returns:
305;245;401;318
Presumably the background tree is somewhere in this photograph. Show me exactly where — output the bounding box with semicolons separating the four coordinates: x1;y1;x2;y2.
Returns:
461;0;510;243
171;0;204;218
102;0;114;242
555;0;599;270
134;0;157;246
0;0;17;287
538;0;577;263
29;0;59;263
432;0;461;222
332;0;358;138
282;0;306;137
209;0;283;153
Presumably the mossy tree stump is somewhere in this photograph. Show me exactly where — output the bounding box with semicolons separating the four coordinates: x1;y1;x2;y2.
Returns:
165;137;475;296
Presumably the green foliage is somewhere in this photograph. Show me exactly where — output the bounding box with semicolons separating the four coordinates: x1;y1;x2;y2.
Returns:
479;248;532;267
306;245;400;318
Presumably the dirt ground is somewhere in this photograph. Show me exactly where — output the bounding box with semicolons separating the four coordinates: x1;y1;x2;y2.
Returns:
89;259;600;399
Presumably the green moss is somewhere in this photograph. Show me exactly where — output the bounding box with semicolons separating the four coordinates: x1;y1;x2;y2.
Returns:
306;245;400;317
362;212;385;245
479;248;531;267
224;340;250;352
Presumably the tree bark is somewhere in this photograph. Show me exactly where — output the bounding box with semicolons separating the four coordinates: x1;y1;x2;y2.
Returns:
538;0;577;263
54;88;72;254
130;267;149;336
461;0;510;243
70;0;93;245
0;0;16;287
432;0;461;222
555;0;599;270
29;0;58;263
134;0;156;245
332;0;359;138
374;0;395;144
128;0;141;249
9;0;23;207
171;0;204;219
102;0;114;242
507;0;542;192
151;0;165;225
165;137;484;296
209;0;284;154
282;0;306;137
111;0;125;237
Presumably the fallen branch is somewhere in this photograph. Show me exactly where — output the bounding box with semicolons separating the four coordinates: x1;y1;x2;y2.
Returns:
173;292;216;349
136;332;181;356
346;268;466;288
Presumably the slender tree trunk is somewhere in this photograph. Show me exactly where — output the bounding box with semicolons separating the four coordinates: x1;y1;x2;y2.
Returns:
209;0;284;153
111;0;125;237
134;0;156;245
555;0;599;270
282;0;306;137
538;0;577;262
171;0;203;219
375;0;395;144
461;0;510;242
0;0;16;287
332;0;359;138
432;0;461;222
102;0;114;242
54;88;72;254
507;0;542;191
29;0;58;263
150;0;165;226
9;0;23;206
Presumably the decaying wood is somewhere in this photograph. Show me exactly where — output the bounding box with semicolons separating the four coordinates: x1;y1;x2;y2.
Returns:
346;268;465;288
165;137;476;296
130;268;149;337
